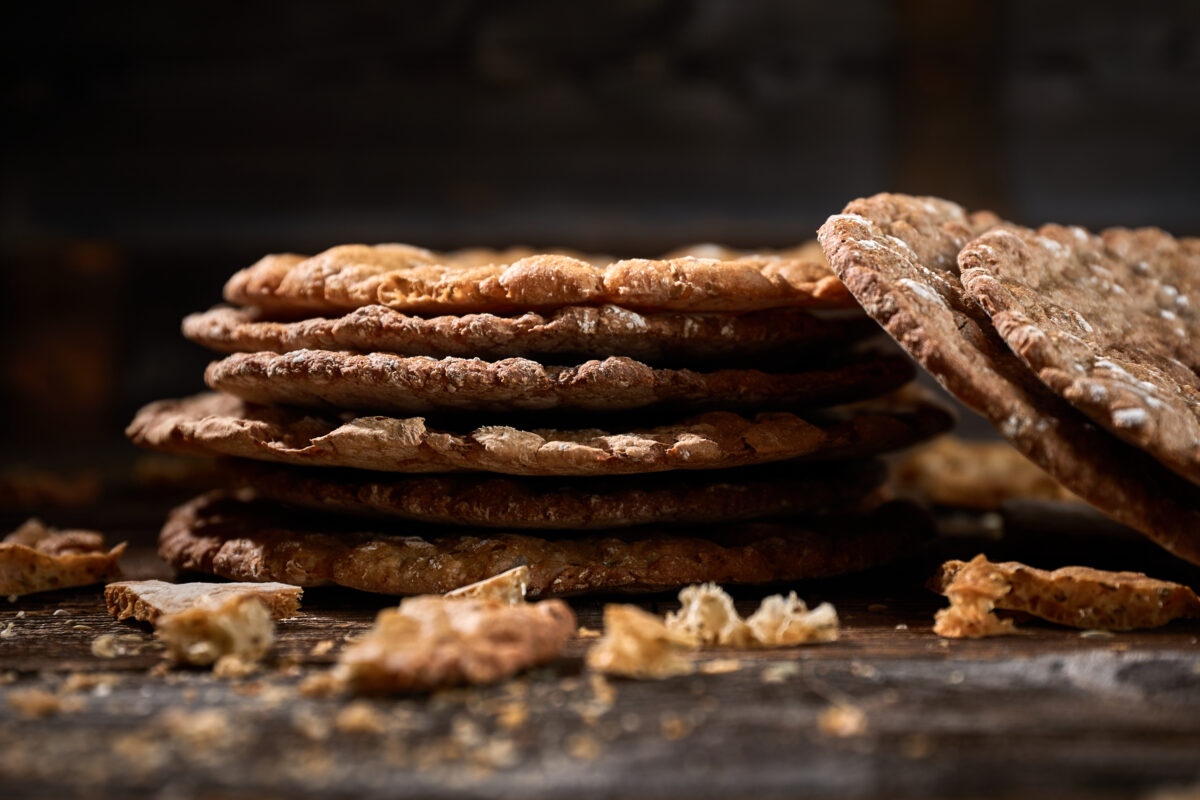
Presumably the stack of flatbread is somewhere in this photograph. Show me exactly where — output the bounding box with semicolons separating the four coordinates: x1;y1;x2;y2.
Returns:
128;242;952;597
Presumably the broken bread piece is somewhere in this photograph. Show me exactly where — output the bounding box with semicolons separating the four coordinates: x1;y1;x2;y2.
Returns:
105;580;302;623
586;604;695;679
336;594;575;692
931;555;1020;639
664;582;839;647
156;594;276;667
444;566;530;605
745;592;839;646
933;555;1200;635
1;519;125;596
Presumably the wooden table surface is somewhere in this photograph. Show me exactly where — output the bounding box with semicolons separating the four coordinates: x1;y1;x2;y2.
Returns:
2;498;1200;800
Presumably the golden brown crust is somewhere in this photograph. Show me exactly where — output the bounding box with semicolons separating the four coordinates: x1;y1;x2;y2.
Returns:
126;392;952;477
203;350;915;414
104;579;302;623
223;243;854;316
337;594;575;692
183;304;878;362
585;604;695;679
157;492;933;597
226;458;887;529
1;520;125;596
818;193;1200;565
959;225;1200;486
931;555;1200;631
893;436;1079;509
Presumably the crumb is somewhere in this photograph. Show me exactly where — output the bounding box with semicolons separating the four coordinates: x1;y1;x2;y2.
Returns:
659;713;694;741
698;658;742;675
213;654;260;679
900;733;935;759
0;622;14;638
90;634;120;658
894;623;909;631
52;609;66;616
158;708;233;750
494;700;529;731
8;687;82;718
334;701;387;734
292;708;332;741
849;661;878;679
760;662;801;683
576;627;601;638
298;671;345;698
818;704;867;738
566;732;601;760
61;672;120;694
310;639;336;656
665;583;838;647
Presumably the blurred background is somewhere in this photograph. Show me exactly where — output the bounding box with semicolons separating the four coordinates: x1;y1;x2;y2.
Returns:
2;0;1198;474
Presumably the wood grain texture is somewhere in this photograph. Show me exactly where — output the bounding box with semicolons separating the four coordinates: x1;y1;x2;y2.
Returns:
2;539;1199;800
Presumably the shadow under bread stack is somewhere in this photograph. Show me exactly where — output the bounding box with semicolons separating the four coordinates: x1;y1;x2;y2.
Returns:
127;243;952;597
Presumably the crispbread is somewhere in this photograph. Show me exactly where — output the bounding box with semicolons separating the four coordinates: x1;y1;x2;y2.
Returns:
931;554;1200;631
336;594;575;692
1;519;125;596
893;436;1079;509
223;243;854;316
818;193;1200;565
959;224;1200;486
158;492;933;597
227;458;887;529
104;579;302;623
182;304;879;362
204;350;915;414
126;391;952;476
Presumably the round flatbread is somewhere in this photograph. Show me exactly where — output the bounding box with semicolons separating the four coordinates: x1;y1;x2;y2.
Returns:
225;458;887;529
223;243;854;316
203;350;915;414
958;224;1200;487
182;304;880;363
818;193;1200;565
126;391;952;476
159;492;933;597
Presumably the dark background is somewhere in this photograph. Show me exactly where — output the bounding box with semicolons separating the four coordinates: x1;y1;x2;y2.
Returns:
2;0;1198;471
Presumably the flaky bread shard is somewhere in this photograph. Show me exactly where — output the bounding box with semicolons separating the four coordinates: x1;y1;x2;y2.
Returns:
444;566;530;605
104;580;302;624
959;224;1200;487
183;304;878;362
586;604;695;679
665;582;838;647
932;555;1200;634
204;350;914;415
127;391;952;476
223;243;854;317
335;594;575;692
818;193;1200;565
156;594;275;666
1;519;125;596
